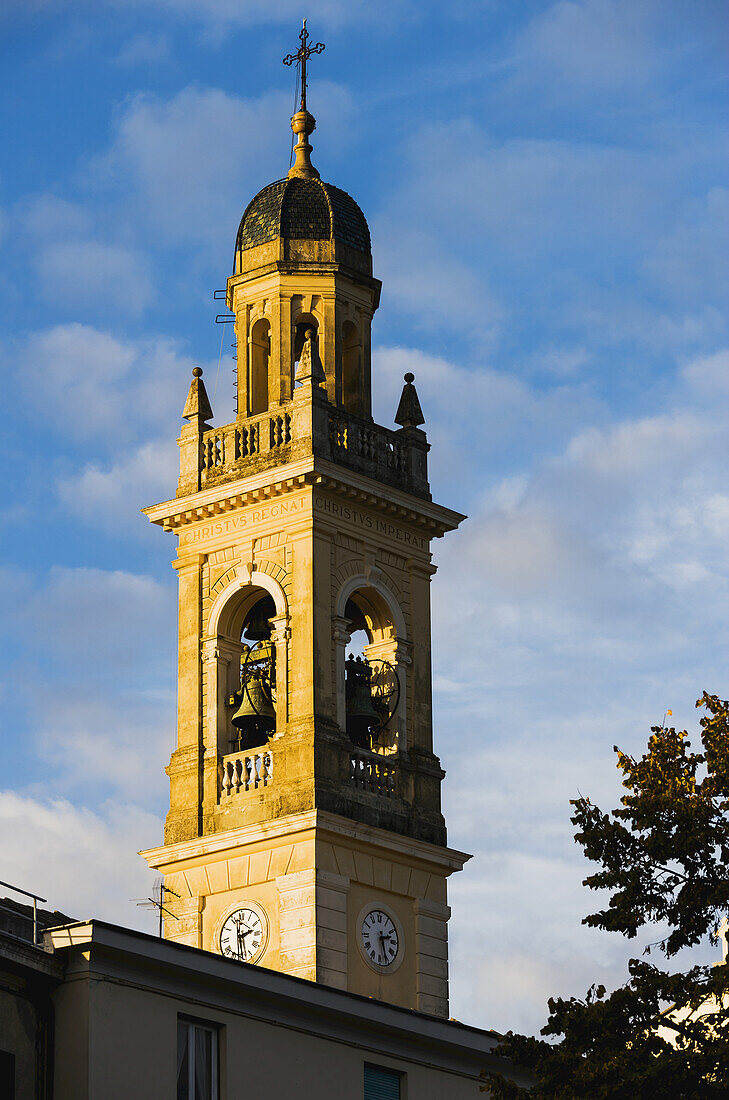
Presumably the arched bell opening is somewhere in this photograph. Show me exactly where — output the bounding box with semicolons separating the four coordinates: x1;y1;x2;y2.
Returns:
342;320;363;417
335;586;408;754
249;318;270;415
230;593;278;752
205;578;289;770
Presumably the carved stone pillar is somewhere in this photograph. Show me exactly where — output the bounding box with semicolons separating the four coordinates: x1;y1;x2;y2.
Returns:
269;613;291;732
331;615;352;733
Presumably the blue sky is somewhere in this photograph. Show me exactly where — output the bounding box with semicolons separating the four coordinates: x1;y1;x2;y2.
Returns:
1;0;728;1033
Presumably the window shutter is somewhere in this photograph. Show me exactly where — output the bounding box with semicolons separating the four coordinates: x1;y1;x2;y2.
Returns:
364;1065;401;1100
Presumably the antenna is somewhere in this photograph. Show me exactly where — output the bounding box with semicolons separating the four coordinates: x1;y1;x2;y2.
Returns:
134;877;180;939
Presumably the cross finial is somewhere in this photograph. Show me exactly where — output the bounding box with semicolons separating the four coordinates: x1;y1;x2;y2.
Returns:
283;18;325;113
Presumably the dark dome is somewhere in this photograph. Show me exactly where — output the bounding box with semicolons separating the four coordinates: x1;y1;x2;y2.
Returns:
235;176;371;256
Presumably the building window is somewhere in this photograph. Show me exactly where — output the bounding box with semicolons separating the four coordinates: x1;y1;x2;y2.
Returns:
364;1063;402;1099
177;1018;218;1100
0;1050;15;1099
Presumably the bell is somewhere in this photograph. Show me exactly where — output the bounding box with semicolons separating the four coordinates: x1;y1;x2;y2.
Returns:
230;674;276;749
244;596;275;642
345;657;380;748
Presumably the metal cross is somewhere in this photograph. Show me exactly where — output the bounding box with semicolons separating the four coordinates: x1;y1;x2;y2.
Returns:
283;19;325;113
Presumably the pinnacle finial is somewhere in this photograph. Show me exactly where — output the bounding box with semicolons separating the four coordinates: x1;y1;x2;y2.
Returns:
395;373;425;429
182;367;213;426
283;20;325;180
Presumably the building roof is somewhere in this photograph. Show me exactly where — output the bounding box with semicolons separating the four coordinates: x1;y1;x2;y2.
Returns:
46;919;503;1057
235;176;371;256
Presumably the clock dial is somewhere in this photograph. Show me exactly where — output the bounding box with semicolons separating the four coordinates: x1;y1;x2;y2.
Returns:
219;907;266;962
361;909;399;968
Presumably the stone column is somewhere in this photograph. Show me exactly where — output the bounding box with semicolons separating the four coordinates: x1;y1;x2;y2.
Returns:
269;613;291;731
331;616;352;733
165;554;204;843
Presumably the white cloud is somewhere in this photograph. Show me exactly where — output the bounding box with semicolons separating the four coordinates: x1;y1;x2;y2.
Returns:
58;438;179;530
0;792;160;931
115;32;172;67
93;82;355;255
515;0;659;93
21;194;93;242
13;324;204;446
1;564;176;811
372;344;598;499
371;224;502;340
105;0;412;32
20;565;175;675
38;239;154;315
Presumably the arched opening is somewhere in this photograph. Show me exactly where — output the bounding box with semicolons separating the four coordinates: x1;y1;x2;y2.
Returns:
249;319;270;415
206;576;289;773
293;315;319;383
341;590;403;753
229;592;277;751
342;321;363;416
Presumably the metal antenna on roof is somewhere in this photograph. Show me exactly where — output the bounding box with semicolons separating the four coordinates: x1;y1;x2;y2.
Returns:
134;877;180;939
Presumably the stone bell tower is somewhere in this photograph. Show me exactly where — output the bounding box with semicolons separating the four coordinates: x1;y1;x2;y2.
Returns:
141;45;469;1018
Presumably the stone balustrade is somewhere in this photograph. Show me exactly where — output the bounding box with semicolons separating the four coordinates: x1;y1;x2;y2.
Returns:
350;749;397;797
328;411;406;488
200;411;292;485
220;750;273;796
180;400;429;498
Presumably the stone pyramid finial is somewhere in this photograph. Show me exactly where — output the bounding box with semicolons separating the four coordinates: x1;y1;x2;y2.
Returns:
395;372;425;428
295;328;326;386
182;367;213;426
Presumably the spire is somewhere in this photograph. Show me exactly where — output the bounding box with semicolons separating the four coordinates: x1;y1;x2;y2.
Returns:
182;367;213;427
395;372;425;428
283;20;325;180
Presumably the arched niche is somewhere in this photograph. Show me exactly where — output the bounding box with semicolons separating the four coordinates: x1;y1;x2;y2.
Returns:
204;572;290;765
333;575;410;751
249;318;270;415
292;313;320;380
342;320;363;416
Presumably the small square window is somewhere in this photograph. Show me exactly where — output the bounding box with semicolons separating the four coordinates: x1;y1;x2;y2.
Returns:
364;1063;402;1100
177;1018;219;1100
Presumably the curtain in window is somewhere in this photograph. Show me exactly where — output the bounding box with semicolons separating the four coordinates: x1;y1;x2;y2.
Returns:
194;1027;212;1100
177;1022;190;1100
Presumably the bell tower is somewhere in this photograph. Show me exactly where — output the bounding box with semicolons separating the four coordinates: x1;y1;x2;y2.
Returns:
141;36;469;1019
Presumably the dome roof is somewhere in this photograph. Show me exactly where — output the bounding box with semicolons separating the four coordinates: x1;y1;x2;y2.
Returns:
235;176;371;257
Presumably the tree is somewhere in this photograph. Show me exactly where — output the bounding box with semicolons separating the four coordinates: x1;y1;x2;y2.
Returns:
482;693;729;1099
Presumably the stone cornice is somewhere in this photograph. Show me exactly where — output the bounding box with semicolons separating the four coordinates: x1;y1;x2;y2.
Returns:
140;808;471;876
144;457;466;537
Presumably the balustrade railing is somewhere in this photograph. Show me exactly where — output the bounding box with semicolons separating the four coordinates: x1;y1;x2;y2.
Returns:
221;750;273;796
328;412;405;484
350;749;397;797
190;402;425;496
201;411;292;480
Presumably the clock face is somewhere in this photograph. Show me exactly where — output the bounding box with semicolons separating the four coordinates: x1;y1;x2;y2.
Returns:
361;909;399;968
219;907;266;962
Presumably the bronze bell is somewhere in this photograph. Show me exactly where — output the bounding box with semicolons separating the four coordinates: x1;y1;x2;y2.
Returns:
244;596;275;642
231;673;276;749
345;656;380;748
